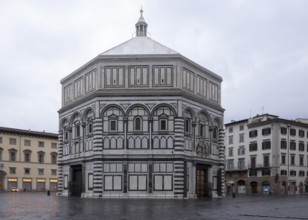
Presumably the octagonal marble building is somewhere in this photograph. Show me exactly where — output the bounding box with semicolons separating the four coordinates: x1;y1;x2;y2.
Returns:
57;10;225;199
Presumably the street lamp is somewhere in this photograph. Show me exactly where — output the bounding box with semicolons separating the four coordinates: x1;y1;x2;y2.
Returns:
287;124;291;194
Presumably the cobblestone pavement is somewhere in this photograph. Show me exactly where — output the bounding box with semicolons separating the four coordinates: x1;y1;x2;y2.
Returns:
0;192;307;220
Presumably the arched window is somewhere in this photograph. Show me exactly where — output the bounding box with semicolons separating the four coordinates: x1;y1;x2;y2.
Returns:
103;106;124;133
72;114;81;139
109;115;118;132
198;112;209;138
280;170;287;176
86;109;94;136
184;109;193;136
134;117;142;131
51;152;57;164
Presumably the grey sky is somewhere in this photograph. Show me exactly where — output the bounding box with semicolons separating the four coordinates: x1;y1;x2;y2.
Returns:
1;0;307;133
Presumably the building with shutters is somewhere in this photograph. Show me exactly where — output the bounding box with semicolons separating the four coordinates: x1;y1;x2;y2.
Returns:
225;114;308;195
0;126;58;192
57;9;225;199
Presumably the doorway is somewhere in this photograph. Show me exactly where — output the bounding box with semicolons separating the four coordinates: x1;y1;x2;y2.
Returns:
70;165;82;197
196;165;210;198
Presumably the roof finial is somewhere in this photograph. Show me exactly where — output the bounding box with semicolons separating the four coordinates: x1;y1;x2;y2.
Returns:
140;6;143;15
136;6;147;37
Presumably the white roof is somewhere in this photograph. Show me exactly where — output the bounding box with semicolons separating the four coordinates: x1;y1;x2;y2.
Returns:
101;36;179;56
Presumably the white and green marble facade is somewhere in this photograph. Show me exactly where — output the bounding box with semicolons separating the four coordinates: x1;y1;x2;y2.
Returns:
58;11;224;199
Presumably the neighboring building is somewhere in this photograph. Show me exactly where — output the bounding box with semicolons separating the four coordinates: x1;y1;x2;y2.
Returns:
225;114;308;195
0;127;58;192
57;10;225;199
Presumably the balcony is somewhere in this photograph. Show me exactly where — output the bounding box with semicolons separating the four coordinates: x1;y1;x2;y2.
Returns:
248;163;271;169
225;165;247;171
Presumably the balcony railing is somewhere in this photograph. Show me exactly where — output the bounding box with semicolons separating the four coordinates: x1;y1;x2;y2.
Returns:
248;163;271;169
225;165;247;171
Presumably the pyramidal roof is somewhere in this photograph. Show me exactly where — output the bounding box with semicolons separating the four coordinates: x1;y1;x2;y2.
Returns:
100;9;179;56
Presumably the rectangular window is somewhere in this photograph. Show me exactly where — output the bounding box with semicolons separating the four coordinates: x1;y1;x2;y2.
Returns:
281;154;286;165
290;141;296;150
38;141;44;148
290;128;296;136
24;153;31;162
154;175;173;191
238;146;245;155
281;127;287;135
64;84;72;104
24;168;31;175
0;137;2;144
24;140;31;146
38;154;44;163
238;158;245;169
196;75;207;97
262;141;271;150
299;155;304;166
239;133;244;143
299;130;305;138
104;175;122;191
250;157;256;168
239;125;244;131
263;155;270;167
228;127;233;133
104;66;125;87
159;119;167;131
249;143;258;151
51;169;57;176
128;175;147;191
10;152;16;161
209;81;219;102
9;138;16;145
74;77;83;98
228;147;233;157
281;140;287;149
38;169;44;175
228;136;233;144
299;142;305;151
262;128;271;136
51;155;57;164
153;163;173;173
103;164;123;173
291;154;295;165
85;70;96;92
51;143;57;149
110;120;117;131
129;66;149;87
262;169;271;176
182;68;194;92
227;160;234;170
249;130;258;138
153;66;173;87
9;167;16;174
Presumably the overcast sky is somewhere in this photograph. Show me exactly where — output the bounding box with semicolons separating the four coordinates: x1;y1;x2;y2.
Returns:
1;0;307;133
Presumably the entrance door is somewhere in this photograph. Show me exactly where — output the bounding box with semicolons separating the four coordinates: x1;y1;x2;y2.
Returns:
196;166;210;197
70;165;82;197
0;177;4;191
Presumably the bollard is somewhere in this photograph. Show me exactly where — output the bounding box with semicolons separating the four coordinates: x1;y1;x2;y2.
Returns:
232;192;235;198
47;190;50;196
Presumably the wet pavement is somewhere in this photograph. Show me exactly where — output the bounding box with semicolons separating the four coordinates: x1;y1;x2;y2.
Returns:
0;192;307;220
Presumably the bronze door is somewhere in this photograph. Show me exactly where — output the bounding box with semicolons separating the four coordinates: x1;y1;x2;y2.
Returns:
196;167;209;197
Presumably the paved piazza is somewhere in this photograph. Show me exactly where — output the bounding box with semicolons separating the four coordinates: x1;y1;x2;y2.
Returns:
0;193;307;220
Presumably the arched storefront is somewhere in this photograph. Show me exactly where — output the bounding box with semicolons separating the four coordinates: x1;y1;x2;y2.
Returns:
305;180;308;193
250;181;258;194
0;170;6;191
262;181;270;194
281;181;287;194
237;180;246;194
